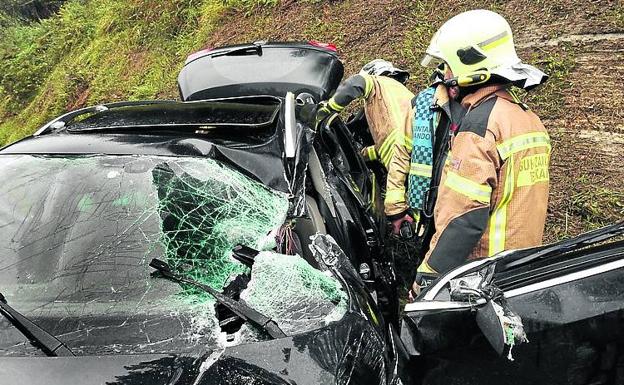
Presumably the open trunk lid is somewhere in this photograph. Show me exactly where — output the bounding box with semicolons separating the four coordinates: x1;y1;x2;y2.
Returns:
178;41;344;102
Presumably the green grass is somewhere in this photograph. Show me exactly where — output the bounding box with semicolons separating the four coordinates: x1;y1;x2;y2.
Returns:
519;46;576;119
570;188;624;227
0;0;228;144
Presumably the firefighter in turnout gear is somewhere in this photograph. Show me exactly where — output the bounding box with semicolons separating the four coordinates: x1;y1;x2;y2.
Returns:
317;59;415;235
408;66;465;263
411;9;551;297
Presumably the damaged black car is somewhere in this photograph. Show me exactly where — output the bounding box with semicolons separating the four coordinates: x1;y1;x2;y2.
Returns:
0;42;405;385
2;40;623;385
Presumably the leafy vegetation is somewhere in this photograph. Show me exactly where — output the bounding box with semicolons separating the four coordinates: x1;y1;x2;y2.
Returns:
0;0;227;144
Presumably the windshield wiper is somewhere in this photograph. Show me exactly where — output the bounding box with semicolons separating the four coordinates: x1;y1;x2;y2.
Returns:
503;221;624;269
149;259;286;339
0;292;74;357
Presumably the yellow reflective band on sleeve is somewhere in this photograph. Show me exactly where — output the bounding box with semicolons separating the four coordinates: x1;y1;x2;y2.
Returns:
444;172;492;204
366;146;378;161
385;188;406;204
327;98;345;112
488;155;515;256
517;152;549;187
378;130;399;167
497;132;551;160
363;75;374;99
403;134;413;152
410;163;433;178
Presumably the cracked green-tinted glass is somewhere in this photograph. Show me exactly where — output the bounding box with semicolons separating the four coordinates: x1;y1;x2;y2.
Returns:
152;159;289;295
241;252;348;335
0;154;351;354
0;154;289;354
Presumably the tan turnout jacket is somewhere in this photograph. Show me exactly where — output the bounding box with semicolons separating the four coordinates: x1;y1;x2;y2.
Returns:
328;74;414;217
418;84;550;275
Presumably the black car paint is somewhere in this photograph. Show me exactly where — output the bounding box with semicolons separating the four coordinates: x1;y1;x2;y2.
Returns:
402;234;624;385
0;237;400;385
178;42;344;102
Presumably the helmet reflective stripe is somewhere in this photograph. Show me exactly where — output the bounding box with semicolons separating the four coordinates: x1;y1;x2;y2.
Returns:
423;10;536;85
478;31;511;50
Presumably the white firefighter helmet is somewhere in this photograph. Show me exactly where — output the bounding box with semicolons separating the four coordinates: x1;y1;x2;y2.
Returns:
359;59;410;84
421;10;547;89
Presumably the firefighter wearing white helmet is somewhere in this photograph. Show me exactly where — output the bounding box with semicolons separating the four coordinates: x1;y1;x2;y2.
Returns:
316;59;415;236
411;10;551;298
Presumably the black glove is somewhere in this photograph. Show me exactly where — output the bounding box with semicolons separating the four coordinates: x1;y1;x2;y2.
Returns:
314;101;337;130
415;271;438;289
408;271;439;301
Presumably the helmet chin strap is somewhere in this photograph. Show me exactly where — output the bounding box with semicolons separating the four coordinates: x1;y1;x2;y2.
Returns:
444;70;491;88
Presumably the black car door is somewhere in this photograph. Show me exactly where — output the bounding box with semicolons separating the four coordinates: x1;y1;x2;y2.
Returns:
402;236;624;385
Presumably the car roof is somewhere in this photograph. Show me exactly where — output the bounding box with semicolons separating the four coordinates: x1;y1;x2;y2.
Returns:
0;95;291;192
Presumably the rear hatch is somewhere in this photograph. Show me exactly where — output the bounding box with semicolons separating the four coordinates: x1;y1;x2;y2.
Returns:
178;41;344;102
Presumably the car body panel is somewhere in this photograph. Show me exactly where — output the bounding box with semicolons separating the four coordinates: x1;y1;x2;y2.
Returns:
402;225;624;385
178;42;344;102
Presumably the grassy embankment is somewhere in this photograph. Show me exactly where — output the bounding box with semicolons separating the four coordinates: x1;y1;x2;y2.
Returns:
0;0;622;240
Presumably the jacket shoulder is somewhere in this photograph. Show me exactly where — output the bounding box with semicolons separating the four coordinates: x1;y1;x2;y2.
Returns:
457;97;497;138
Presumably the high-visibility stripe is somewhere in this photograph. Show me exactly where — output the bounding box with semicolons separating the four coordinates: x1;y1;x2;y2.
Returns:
363;75;374;99
378;130;399;166
402;134;413;151
366;146;377;161
488;155;515;255
410;163;433;177
479;30;511;51
377;129;412;167
381;147;395;167
385;188;405;204
378;130;397;158
417;260;437;274
444;172;492;204
497;132;550;160
327;98;345;112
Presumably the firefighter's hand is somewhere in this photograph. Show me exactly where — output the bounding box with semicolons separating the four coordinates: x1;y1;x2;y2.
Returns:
408;272;438;302
391;214;414;236
314;101;336;129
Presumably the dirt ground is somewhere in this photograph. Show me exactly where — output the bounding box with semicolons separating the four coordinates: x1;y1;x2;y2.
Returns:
202;0;623;242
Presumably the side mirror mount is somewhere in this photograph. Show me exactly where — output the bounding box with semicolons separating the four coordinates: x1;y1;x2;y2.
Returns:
449;270;528;360
475;298;528;360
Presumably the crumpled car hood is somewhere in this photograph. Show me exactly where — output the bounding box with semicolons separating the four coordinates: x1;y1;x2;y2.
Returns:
0;312;388;385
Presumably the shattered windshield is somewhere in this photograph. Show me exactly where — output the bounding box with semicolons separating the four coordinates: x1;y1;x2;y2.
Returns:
0;154;297;356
